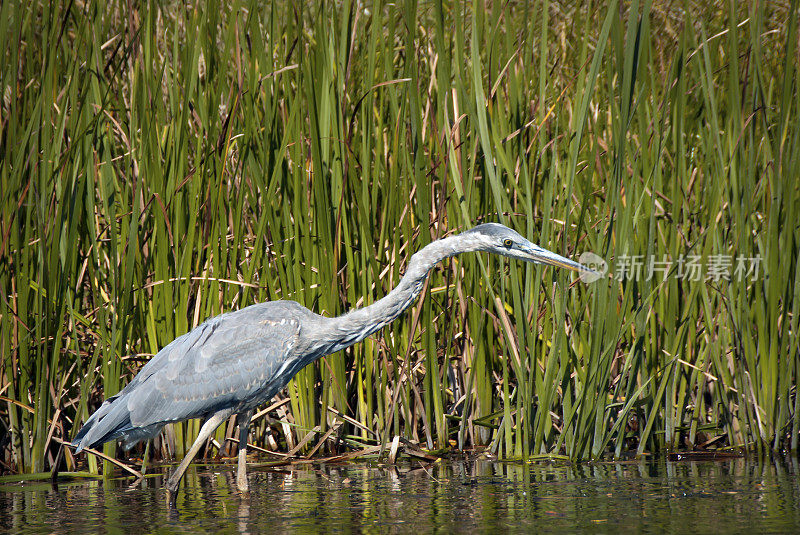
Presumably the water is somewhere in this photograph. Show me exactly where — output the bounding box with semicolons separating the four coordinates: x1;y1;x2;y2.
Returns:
2;458;799;533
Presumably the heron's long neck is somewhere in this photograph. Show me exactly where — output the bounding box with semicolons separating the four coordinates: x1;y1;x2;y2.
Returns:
322;235;467;354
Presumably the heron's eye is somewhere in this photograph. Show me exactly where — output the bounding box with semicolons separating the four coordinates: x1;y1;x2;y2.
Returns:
503;238;513;249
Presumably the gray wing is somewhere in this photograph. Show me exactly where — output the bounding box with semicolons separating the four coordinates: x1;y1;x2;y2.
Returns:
72;301;313;452
123;304;303;427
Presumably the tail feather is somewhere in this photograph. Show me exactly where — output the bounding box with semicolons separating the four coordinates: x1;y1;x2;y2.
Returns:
72;394;134;452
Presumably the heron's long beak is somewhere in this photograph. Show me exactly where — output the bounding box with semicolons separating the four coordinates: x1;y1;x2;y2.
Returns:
523;243;598;275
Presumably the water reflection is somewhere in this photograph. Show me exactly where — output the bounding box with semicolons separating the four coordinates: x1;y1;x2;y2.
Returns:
1;458;799;533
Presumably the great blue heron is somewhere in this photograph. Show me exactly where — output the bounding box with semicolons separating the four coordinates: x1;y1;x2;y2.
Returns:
72;223;594;505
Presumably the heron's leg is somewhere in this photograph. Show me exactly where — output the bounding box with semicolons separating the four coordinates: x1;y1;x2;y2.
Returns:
166;411;230;507
236;410;253;493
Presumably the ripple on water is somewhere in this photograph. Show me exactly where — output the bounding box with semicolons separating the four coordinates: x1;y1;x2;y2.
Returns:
1;458;799;534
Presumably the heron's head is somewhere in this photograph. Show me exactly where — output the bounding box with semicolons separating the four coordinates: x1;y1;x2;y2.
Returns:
462;223;597;276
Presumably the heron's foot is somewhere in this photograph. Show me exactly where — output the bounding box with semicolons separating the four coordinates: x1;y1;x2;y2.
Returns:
165;477;180;508
237;473;249;494
166;487;178;509
236;448;249;494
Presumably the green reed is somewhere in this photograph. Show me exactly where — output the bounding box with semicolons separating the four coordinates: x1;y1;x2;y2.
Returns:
0;0;797;476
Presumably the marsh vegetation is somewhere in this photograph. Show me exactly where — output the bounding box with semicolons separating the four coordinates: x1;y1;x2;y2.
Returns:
1;0;798;476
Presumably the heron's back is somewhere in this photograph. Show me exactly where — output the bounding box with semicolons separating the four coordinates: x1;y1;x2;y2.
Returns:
72;300;321;451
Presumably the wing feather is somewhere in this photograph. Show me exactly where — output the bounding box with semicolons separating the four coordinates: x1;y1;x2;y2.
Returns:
123;306;303;427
